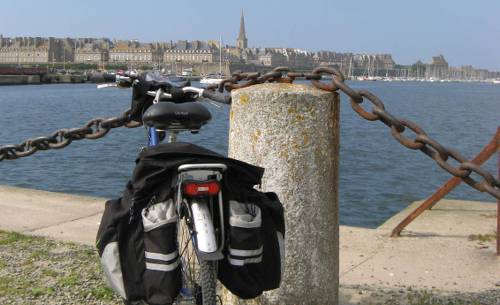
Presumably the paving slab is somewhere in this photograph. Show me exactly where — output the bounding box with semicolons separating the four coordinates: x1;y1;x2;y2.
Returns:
378;199;497;237
29;213;103;245
341;199;499;293
0;185;105;233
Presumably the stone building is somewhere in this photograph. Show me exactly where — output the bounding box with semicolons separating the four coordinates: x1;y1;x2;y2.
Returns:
249;48;287;66
426;54;449;79
163;40;218;63
109;40;163;65
377;54;395;70
449;65;488;80
0;35;74;64
281;48;314;68
315;51;353;67
74;38;111;64
315;51;395;76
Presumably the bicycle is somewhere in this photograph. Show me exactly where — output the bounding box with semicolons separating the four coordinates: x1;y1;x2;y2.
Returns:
101;71;231;305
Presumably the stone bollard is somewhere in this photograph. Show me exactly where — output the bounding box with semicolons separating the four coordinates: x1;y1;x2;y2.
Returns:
222;83;340;305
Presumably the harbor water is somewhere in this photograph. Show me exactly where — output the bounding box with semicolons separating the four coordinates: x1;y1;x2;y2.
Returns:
0;81;498;228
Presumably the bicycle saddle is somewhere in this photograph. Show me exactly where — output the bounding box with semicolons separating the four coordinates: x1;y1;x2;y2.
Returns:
142;102;212;131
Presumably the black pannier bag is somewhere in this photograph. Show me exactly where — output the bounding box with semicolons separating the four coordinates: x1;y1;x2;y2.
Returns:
96;183;147;303
96;142;285;302
96;185;181;305
141;199;181;305
218;189;285;299
96;197;128;301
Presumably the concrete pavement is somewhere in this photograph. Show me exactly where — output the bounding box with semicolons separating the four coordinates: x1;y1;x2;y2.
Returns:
340;199;499;294
0;185;498;294
0;185;105;245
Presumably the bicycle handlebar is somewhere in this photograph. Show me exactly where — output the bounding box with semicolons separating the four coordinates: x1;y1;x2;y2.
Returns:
144;87;230;105
98;71;231;105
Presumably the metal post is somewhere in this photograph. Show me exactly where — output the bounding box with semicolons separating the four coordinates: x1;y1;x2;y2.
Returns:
391;128;500;237
223;83;340;305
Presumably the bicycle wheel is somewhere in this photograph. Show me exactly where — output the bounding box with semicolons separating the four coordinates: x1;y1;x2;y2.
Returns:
177;205;218;305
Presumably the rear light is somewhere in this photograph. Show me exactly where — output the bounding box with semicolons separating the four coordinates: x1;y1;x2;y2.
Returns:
183;180;220;197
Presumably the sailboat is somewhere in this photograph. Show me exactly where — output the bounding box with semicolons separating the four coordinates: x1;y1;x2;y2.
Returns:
347;56;353;80
200;35;225;86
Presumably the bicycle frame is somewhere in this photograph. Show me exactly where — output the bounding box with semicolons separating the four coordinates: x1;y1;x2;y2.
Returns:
148;127;160;147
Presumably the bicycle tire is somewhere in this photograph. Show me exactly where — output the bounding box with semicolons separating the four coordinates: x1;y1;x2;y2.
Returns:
177;201;218;305
199;260;217;305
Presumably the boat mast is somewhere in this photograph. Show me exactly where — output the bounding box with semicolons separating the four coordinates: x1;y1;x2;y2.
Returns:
348;56;353;79
219;35;222;76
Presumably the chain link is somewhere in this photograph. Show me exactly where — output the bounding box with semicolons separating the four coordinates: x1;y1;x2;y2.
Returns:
0;110;140;161
212;66;500;200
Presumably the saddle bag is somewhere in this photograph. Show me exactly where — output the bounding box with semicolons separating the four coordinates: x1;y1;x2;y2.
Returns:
96;185;181;305
218;190;285;299
141;199;182;305
96;142;282;303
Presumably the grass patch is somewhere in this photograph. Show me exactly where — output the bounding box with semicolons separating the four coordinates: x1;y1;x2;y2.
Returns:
0;276;16;296
406;292;483;305
468;234;496;242
0;231;34;245
0;230;122;303
28;249;49;261
57;273;80;287
41;268;58;277
0;275;31;297
30;286;54;297
90;286;116;301
81;247;97;258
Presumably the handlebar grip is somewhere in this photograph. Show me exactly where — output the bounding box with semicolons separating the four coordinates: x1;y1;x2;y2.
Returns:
202;90;231;104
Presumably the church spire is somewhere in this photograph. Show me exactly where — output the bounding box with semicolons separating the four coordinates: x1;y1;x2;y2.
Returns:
237;10;248;49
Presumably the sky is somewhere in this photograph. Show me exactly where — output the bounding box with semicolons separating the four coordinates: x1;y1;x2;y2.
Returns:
1;0;499;70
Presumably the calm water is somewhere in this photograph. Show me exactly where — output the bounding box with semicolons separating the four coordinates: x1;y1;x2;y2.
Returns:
0;81;498;228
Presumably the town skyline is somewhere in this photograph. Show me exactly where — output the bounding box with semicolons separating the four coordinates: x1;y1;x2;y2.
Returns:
1;0;499;71
0;11;497;81
0;31;497;73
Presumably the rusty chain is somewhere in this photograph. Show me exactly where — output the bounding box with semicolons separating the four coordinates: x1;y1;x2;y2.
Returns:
0;66;498;201
210;66;500;200
0;110;141;161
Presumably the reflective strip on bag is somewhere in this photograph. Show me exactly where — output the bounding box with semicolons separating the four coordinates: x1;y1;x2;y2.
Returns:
228;246;263;257
100;242;127;299
145;251;178;262
145;259;180;272
228;255;263;266
277;231;285;283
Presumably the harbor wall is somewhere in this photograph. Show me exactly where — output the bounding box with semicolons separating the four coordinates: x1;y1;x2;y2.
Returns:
42;74;86;84
0;75;41;85
0;74;86;85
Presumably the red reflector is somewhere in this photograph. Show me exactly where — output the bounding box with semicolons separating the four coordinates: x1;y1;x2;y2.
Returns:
183;181;220;197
